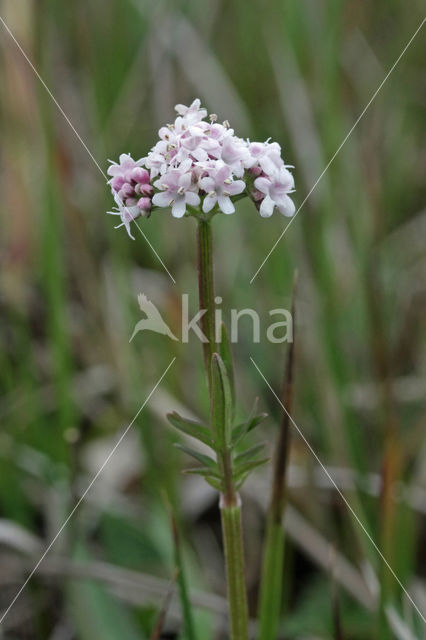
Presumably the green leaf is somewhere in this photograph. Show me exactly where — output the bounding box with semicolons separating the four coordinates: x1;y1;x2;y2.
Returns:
174;443;218;470
232;413;268;445
234;443;266;465
218;322;235;416
184;468;224;491
233;457;270;488
183;466;221;479
167;411;213;448
210;353;233;451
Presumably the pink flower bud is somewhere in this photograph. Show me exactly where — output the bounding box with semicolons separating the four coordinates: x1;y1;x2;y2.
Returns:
131;167;150;184
249;166;262;177
119;183;134;199
111;176;125;191
138;183;154;196
138;197;152;212
251;189;264;202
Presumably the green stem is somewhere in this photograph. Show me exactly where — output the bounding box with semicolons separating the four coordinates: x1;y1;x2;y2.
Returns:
196;219;216;390
221;499;249;640
196;217;249;640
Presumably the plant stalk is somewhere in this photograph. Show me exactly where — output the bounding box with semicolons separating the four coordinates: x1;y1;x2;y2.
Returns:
220;499;250;640
196;218;249;640
196;219;216;390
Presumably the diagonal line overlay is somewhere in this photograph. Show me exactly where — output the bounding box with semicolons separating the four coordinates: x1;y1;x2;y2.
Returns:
0;358;176;626
0;15;175;283
250;356;426;623
250;17;426;283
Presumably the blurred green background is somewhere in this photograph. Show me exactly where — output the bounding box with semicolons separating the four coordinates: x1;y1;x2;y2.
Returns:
0;1;425;638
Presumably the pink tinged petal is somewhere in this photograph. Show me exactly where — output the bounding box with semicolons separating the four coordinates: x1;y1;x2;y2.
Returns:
191;147;208;162
122;206;140;222
254;176;272;195
125;198;138;206
231;163;244;178
259;155;278;175
119;153;136;168
152;191;173;208
259;195;275;217
277;195;296;217
227;180;245;196
202;193;217;213
199;176;215;192
172;196;186;218
107;164;121;176
185;191;201;207
218;195;235;215
216;164;231;183
179;158;193;173
120;220;135;240
178;172;192;190
153;177;165;190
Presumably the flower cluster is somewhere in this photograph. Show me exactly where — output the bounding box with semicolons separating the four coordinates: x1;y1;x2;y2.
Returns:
107;99;295;238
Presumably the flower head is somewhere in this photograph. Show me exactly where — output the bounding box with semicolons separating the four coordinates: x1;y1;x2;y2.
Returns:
106;100;295;236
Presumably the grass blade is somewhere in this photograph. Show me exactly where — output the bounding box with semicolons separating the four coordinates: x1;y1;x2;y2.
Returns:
165;497;197;640
258;271;298;640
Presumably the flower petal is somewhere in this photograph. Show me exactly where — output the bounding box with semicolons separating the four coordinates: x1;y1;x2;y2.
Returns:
186;191;201;207
259;195;274;217
152;191;172;208
199;176;215;192
218;195;235;215
277;195;296;217
254;177;271;195
172;196;186;218
227;180;246;196
203;193;217;213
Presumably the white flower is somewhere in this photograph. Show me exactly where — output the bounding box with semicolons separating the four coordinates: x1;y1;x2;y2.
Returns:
219;135;251;178
152;160;200;218
174;98;208;124
254;167;295;217
108;192;141;240
199;162;245;214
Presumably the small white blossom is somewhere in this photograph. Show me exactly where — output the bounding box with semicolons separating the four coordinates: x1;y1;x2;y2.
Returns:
152;160;200;218
254;167;295;218
199;162;245;214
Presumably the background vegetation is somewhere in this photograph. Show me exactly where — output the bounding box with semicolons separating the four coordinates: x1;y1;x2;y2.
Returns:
0;1;425;638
